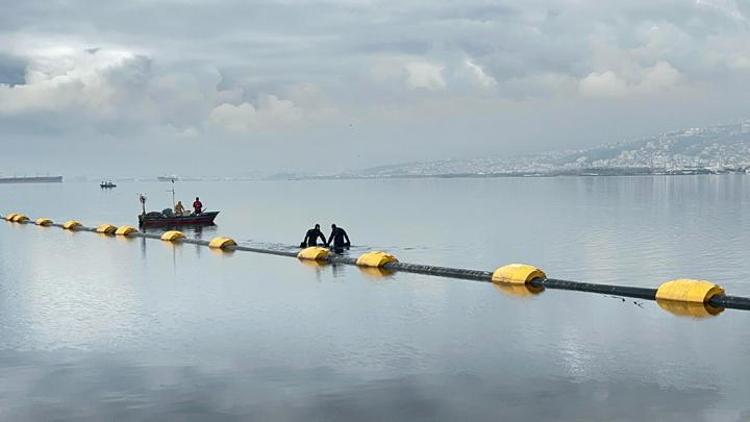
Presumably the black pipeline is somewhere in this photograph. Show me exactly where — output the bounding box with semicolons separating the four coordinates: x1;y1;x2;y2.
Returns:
378;261;750;311
5;213;750;316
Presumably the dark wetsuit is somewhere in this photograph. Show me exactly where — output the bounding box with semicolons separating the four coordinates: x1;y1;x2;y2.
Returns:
303;228;326;247
327;227;350;248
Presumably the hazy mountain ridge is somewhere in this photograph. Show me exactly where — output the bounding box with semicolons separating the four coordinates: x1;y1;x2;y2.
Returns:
339;119;750;178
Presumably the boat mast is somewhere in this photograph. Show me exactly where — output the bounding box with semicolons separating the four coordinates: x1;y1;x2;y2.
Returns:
171;178;176;207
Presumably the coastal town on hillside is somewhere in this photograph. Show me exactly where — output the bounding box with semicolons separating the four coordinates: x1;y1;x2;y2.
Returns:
332;119;750;179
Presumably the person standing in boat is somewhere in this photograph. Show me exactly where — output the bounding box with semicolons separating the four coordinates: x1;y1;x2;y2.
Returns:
301;224;326;247
174;201;186;216
193;197;203;215
326;224;351;251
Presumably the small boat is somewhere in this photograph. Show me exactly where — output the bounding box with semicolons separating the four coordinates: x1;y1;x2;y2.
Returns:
100;181;117;188
137;186;219;228
138;211;220;228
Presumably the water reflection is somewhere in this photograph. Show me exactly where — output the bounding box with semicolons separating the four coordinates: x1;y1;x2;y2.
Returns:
331;263;348;278
139;235;147;259
4;177;750;419
493;282;544;298
298;259;328;282
358;267;396;279
656;299;724;318
0;350;727;421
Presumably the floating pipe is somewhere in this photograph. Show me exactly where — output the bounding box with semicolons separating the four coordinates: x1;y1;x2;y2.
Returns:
5;214;750;314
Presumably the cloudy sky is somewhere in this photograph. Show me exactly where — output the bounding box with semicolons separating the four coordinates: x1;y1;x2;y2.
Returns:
1;0;749;176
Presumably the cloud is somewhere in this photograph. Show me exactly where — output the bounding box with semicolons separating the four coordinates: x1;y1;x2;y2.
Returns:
463;60;498;88
209;83;338;133
370;56;500;93
0;48;145;115
1;0;750;174
578;71;629;98
638;61;682;91
696;0;747;20
405;61;446;90
0;53;26;85
0;45;337;137
209;95;302;132
578;61;682;98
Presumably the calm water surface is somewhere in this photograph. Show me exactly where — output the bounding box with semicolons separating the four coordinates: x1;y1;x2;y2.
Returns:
1;176;750;420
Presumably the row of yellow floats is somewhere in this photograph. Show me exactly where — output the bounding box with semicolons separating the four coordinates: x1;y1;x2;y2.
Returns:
3;212;729;317
159;230;236;250
296;247;725;317
3;213;238;251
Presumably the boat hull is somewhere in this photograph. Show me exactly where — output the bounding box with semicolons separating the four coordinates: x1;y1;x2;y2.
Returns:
138;211;219;228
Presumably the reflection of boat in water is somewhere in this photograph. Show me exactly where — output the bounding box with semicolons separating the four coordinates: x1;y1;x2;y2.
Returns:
157;175;180;182
100;181;116;188
138;211;219;228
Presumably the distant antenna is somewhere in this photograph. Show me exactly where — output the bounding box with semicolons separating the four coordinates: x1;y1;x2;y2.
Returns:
171;179;176;207
139;193;147;215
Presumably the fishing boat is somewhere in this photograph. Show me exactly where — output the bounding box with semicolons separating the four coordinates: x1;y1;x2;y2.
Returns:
100;181;117;188
138;210;220;228
137;181;219;228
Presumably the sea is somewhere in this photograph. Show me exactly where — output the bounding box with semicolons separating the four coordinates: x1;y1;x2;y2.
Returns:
1;175;750;421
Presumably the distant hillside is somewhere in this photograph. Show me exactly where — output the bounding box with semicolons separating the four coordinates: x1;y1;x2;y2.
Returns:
336;119;750;178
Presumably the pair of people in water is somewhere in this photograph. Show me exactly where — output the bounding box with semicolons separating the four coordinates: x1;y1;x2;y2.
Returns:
301;224;350;249
174;197;203;216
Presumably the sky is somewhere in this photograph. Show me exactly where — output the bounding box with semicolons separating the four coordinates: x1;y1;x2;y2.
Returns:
1;0;749;177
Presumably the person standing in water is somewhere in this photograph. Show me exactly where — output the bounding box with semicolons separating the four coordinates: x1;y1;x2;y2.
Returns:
301;224;327;247
326;224;351;250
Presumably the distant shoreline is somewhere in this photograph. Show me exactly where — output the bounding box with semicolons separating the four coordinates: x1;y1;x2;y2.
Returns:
287;167;750;181
40;169;750;183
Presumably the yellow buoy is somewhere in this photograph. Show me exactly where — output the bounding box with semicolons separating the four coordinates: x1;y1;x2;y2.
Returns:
115;225;138;236
491;264;546;285
656;279;724;304
209;237;237;250
297;246;330;261
63;220;82;230
4;213;19;221
35;218;53;226
96;224;118;235
11;214;29;223
355;251;398;268
161;230;185;242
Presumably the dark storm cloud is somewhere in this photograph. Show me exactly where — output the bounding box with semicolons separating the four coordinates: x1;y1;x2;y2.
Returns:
0;53;26;85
